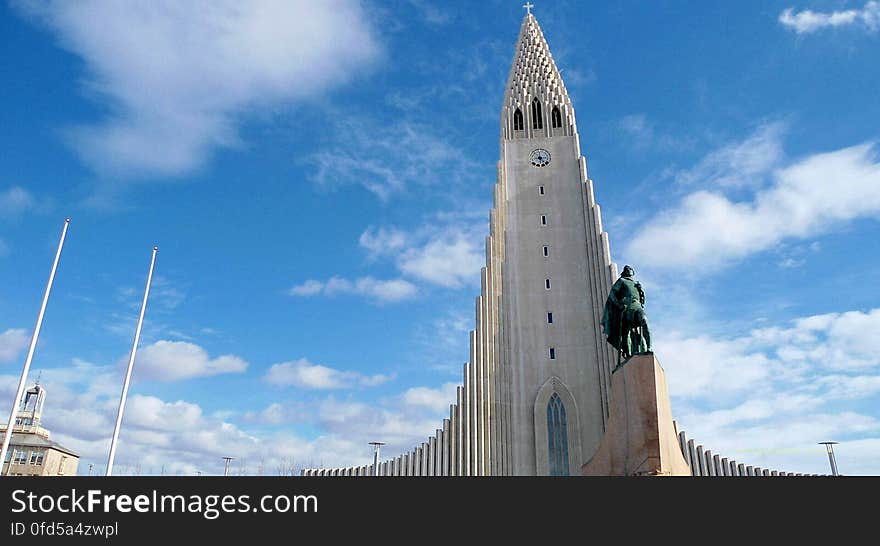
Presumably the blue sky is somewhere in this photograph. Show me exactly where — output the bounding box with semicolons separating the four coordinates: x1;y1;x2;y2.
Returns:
1;0;878;475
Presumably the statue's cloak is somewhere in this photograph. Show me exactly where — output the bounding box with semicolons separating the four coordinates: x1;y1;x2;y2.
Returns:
601;292;623;351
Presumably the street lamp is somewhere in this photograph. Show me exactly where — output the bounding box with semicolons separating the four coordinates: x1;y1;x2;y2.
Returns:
818;442;840;476
222;456;235;476
368;442;385;477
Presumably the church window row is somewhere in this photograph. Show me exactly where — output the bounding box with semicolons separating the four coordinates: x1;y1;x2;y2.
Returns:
513;104;564;132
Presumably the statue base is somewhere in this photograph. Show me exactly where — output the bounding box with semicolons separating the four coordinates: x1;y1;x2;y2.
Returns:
612;350;652;373
582;353;690;476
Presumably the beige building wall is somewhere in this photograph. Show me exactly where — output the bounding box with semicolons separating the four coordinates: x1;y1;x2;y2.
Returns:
3;446;79;476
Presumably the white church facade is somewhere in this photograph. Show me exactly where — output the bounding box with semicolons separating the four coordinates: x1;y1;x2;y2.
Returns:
302;10;825;479
305;12;619;476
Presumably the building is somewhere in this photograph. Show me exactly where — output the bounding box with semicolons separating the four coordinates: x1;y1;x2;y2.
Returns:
305;10;617;476
1;383;79;476
300;9;824;479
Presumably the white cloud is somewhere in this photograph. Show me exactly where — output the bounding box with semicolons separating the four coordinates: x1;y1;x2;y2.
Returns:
133;340;248;381
616;114;688;152
14;0;381;177
398;229;484;288
836;437;880;475
777;257;805;268
0;359;432;474
401;382;458;413
348;277;418;302
355;219;487;290
288;276;418;303
754;309;880;372
676;409;879;475
359;227;409;258
412;309;472;374
681;393;825;431
314;396;448;458
672;122;787;189
619;114;653;141
289;279;324;296
780;2;880;34
291;218;485;302
0;328;29;363
0;186;34;216
662;308;880;402
125;395;205;432
116;275;186;312
628;135;880;271
657;334;774;400
307;119;484;201
814;374;880;400
242;402;309;426
405;0;450;25
264;358;392;390
662;307;880;474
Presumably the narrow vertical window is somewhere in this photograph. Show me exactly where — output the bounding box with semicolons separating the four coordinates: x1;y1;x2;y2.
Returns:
541;215;547;226
549;347;556;359
551;106;562;128
542;245;549;257
547;312;553;324
531;98;543;129
538;185;545;195
547;393;569;476
545;278;551;290
513;108;524;131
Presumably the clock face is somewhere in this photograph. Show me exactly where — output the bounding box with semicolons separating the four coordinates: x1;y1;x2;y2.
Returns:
530;148;551;167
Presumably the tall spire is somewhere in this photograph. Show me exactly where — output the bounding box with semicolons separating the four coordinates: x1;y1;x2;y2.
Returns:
502;12;575;139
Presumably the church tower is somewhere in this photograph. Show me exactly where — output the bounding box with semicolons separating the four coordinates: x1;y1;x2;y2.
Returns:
492;11;619;475
302;10;620;477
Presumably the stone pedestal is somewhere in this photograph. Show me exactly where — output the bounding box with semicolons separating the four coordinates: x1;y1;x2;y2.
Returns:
581;354;690;476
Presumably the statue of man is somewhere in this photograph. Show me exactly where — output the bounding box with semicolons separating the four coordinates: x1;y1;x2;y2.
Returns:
601;265;652;366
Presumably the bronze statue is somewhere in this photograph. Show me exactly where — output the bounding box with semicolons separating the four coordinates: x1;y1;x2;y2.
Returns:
601;265;652;368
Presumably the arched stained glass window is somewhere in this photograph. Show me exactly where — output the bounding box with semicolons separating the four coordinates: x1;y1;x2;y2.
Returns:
547;393;569;476
551;106;562;128
531;98;543;129
513;108;524;131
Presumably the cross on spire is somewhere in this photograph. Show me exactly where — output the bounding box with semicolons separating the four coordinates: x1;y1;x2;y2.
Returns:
523;2;534;15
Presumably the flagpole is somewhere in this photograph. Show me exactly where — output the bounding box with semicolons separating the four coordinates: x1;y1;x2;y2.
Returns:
106;246;158;476
0;218;70;476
